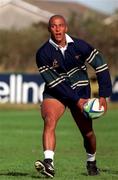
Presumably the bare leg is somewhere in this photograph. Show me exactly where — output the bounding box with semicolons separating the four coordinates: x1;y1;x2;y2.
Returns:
41;98;65;151
69;105;96;154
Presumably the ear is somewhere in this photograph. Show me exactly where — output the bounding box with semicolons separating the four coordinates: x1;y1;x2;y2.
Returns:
65;25;68;33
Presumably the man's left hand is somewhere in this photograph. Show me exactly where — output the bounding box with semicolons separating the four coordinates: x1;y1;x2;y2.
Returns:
99;97;107;112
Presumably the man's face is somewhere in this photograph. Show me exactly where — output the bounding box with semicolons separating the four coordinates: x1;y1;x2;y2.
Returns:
49;17;68;45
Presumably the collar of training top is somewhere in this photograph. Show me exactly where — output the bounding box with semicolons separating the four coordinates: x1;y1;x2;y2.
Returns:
49;34;74;50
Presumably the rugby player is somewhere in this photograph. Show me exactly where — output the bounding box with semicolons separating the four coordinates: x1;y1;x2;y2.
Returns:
35;15;112;178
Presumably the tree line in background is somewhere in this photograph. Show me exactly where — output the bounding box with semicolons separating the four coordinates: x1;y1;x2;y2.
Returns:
0;13;117;76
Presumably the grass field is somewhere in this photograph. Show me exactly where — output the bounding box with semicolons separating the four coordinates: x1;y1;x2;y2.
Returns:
0;108;118;180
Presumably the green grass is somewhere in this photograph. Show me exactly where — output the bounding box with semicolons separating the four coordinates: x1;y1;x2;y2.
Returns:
0;109;118;180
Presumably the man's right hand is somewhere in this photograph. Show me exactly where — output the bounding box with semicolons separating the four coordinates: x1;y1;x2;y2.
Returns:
76;98;88;112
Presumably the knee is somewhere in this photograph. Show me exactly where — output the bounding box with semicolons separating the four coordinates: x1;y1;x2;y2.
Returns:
84;131;95;140
43;114;56;131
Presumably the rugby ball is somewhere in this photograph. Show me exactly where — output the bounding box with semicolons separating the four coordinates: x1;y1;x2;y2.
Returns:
83;98;104;119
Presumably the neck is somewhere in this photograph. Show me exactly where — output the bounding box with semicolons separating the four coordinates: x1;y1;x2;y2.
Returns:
58;40;66;47
51;37;66;47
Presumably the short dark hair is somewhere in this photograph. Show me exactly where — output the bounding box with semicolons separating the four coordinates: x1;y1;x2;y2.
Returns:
48;15;67;27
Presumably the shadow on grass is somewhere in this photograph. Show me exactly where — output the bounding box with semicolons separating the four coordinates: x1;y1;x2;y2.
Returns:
0;171;44;179
81;168;118;176
100;168;118;175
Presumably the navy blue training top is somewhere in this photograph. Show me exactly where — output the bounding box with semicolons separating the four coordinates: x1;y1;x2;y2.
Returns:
36;37;112;103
